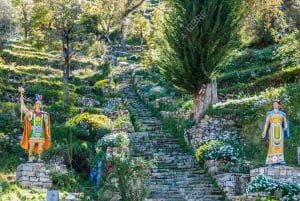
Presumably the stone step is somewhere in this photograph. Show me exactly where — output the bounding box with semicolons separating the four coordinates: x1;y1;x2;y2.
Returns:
118;75;224;200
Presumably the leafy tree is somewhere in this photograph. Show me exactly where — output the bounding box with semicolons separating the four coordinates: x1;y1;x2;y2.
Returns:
246;0;288;45
32;0;84;106
82;0;119;43
118;0;147;50
131;11;151;45
18;0;34;39
0;0;15;48
156;0;245;122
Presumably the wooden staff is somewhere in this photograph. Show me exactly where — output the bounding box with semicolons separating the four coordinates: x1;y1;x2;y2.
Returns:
18;87;25;122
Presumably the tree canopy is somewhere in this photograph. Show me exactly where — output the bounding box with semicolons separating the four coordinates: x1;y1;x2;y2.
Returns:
157;0;245;94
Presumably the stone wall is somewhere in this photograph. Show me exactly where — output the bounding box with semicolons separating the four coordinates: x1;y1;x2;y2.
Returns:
16;162;52;189
250;165;300;183
206;161;300;200
214;173;250;198
205;160;251;199
184;115;237;150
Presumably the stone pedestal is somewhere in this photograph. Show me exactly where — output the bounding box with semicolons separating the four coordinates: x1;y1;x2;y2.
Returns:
16;162;52;189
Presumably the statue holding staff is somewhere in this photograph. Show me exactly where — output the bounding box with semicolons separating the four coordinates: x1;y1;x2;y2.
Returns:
19;87;51;162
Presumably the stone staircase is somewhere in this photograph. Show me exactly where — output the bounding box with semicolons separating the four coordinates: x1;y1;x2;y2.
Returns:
119;74;224;201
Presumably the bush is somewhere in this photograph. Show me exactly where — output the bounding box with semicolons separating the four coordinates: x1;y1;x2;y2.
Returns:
195;140;240;163
51;170;78;191
246;174;300;200
66;112;111;137
149;86;167;101
98;156;152;201
0;174;10;193
96;132;129;150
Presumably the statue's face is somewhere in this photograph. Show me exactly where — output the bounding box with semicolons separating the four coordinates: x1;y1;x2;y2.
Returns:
273;102;280;110
34;101;42;110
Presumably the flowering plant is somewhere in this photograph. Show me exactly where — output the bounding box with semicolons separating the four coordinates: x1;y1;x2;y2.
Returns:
195;140;240;163
246;174;300;200
97;132;129;149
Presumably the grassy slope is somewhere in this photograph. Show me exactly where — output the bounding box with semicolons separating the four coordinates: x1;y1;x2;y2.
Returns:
0;40;107;200
0;33;299;199
207;34;300;165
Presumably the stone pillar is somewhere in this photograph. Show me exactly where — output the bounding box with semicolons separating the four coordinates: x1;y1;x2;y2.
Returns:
16;162;52;189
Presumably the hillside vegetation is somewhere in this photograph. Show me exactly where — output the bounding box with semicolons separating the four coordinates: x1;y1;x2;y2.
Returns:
0;0;300;200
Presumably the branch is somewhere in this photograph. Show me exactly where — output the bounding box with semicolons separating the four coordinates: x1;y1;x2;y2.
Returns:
123;0;147;18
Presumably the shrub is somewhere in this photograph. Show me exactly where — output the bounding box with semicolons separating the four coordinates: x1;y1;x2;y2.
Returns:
96;132;129;149
195;140;223;163
98;156;152;201
0;175;10;193
246;174;300;200
66;112;111;136
51;170;78;191
195;140;240;163
149;86;167;101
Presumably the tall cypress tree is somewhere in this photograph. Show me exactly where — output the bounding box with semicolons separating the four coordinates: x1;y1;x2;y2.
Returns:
157;0;245;122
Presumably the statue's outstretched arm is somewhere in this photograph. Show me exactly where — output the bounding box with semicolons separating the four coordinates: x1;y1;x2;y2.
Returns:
20;95;30;118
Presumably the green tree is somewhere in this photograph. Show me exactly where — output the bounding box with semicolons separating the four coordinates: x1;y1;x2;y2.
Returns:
246;0;288;45
32;0;84;106
0;0;15;48
157;0;245;122
131;11;151;45
82;0;119;43
118;0;147;50
18;0;34;40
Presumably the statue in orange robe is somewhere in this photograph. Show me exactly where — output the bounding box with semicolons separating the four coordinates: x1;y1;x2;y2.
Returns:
19;92;51;162
262;99;289;165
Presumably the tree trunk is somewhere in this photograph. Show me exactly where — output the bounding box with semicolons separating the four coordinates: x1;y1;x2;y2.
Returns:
140;32;143;46
62;38;70;107
24;26;28;40
119;17;127;51
63;69;69;107
192;79;218;123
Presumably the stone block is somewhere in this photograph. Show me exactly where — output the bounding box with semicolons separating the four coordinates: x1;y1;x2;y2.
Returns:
27;171;36;177
18;164;33;171
29;177;39;182
258;168;265;174
47;190;59;201
267;168;274;176
19;180;30;188
40;177;51;182
279;169;286;176
18;176;29;181
225;181;235;187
